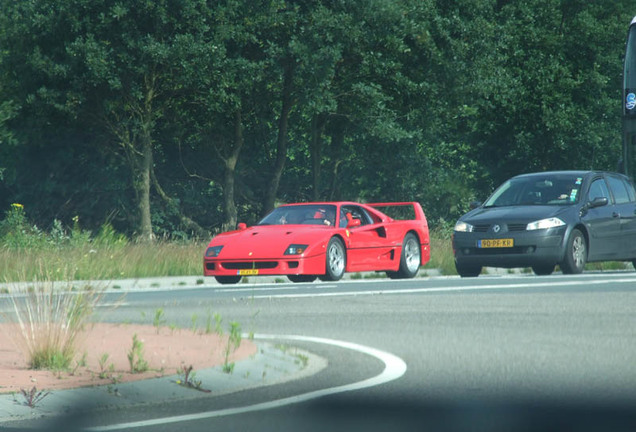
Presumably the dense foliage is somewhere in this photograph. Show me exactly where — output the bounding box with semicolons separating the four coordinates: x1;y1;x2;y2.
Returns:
0;0;633;240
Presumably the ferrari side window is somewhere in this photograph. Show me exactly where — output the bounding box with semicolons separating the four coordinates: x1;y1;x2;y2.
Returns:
339;209;348;228
341;206;368;226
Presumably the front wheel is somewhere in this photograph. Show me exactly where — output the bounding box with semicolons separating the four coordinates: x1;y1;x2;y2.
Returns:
215;275;242;285
387;233;420;279
322;237;346;281
560;229;586;274
532;264;555;276
288;275;317;283
455;261;481;278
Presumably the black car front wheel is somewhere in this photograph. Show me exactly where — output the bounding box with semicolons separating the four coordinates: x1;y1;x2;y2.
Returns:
455;261;482;278
532;264;555;276
561;229;586;274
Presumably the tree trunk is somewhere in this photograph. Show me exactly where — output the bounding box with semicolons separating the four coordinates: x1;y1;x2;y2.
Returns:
328;122;346;201
150;165;209;239
262;62;294;216
221;111;244;231
310;114;327;201
136;133;154;242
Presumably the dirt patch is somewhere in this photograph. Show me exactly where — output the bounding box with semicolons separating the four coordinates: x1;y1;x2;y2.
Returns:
0;323;257;394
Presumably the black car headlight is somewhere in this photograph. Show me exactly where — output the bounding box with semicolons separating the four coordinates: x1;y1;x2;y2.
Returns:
284;244;308;255
454;221;474;233
205;245;224;257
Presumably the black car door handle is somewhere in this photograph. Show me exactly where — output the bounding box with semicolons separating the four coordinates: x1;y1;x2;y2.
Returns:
612;212;620;218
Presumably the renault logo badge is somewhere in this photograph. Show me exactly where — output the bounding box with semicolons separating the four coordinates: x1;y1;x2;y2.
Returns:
493;225;501;233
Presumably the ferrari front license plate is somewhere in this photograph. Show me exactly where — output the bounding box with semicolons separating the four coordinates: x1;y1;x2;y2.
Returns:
238;269;259;276
478;238;514;248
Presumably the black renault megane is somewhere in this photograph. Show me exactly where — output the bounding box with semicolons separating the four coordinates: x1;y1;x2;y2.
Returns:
452;171;636;277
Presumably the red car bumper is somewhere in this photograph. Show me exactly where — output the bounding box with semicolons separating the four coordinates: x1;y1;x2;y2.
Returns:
204;252;327;277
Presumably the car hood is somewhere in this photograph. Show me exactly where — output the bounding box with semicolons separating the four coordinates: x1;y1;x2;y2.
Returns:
209;225;331;259
462;205;573;224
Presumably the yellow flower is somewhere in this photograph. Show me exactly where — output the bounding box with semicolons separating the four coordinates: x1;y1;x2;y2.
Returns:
11;203;23;209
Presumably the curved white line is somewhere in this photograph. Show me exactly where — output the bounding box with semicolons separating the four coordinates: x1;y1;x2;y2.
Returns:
248;278;636;300
86;335;407;431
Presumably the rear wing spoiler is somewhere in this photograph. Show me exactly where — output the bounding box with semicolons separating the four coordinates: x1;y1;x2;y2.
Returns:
367;202;427;222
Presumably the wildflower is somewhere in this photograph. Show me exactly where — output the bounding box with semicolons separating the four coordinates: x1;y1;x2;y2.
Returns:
11;203;23;210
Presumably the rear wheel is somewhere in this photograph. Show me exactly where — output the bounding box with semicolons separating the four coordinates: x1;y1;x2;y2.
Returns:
214;275;242;285
288;275;317;283
455;261;481;278
532;264;555;276
387;233;420;279
322;237;346;281
561;229;586;274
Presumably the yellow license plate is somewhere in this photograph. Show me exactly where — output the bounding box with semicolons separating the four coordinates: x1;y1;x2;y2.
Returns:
238;269;259;276
478;239;514;248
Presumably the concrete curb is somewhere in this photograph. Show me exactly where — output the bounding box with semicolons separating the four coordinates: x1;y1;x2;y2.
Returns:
0;342;326;425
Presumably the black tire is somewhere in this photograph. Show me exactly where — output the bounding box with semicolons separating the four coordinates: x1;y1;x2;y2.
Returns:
386;233;420;279
560;229;586;274
532;264;555;276
287;275;317;283
455;261;481;278
633;260;636;271
214;275;242;285
323;237;346;281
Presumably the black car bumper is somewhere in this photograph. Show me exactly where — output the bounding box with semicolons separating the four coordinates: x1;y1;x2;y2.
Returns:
452;227;567;268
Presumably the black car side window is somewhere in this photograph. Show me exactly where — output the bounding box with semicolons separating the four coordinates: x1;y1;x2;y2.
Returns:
623;179;636;202
588;178;610;202
607;176;630;204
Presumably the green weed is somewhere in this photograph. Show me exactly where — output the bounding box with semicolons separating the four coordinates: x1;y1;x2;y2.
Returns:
127;334;149;373
17;386;50;408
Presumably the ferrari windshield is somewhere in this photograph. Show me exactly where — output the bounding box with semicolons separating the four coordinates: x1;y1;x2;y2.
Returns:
484;174;583;207
258;204;337;226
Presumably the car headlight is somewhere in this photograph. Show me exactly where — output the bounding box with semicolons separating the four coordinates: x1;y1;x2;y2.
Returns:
454;221;474;233
284;244;308;255
205;245;224;257
526;217;565;231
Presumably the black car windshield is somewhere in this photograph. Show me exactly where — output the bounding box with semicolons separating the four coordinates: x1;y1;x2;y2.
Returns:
258;204;337;226
483;174;583;207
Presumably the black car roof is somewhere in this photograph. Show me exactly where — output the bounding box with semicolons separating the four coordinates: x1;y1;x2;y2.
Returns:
512;170;630;180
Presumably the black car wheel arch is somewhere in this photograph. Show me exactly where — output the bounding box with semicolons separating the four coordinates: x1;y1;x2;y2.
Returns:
560;228;588;274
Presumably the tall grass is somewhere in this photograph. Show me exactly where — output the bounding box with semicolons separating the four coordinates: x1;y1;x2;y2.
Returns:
0;242;207;283
424;228;457;275
3;267;105;370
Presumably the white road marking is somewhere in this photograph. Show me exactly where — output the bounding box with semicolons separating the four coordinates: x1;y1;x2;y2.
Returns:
245;278;636;300
86;335;407;431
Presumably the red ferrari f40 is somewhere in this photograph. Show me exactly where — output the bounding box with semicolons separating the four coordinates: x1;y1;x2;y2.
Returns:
203;201;430;284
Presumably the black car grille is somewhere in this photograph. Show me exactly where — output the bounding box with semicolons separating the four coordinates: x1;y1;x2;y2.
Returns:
507;224;527;232
473;223;526;233
471;247;529;255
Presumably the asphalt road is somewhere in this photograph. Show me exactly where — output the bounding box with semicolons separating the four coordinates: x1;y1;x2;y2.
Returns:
8;272;636;431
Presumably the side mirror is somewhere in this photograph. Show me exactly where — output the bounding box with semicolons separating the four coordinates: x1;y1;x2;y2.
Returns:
589;197;609;209
347;219;361;228
237;222;247;230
